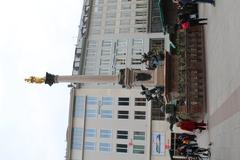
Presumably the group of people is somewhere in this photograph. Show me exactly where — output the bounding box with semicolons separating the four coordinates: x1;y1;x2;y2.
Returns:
140;85;165;103
173;0;215;30
169;133;211;159
141;51;164;70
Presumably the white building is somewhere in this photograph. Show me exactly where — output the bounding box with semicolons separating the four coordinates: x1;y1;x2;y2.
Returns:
66;0;173;160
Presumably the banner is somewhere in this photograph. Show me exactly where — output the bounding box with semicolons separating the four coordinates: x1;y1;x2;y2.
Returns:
152;132;165;156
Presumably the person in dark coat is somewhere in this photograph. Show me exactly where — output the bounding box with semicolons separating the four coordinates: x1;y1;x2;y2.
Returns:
173;0;215;6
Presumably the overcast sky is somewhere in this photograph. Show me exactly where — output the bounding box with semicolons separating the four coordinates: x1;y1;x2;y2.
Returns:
0;0;83;159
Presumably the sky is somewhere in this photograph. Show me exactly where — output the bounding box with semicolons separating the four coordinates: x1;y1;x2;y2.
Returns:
0;0;83;159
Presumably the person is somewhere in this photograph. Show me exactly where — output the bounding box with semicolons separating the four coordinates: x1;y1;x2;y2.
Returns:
176;120;207;132
141;85;164;101
173;0;215;6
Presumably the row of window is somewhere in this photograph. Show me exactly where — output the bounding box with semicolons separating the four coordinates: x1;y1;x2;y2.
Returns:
93;0;147;5
90;27;147;35
75;96;146;106
76;109;146;120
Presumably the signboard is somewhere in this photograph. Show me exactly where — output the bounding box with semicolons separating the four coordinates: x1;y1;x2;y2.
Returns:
152;132;165;156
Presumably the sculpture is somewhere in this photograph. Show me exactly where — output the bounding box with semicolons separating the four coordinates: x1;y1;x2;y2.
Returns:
24;76;45;84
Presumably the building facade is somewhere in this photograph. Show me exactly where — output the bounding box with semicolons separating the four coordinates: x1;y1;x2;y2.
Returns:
66;0;173;160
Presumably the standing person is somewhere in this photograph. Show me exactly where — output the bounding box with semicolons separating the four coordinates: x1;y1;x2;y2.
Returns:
176;120;207;132
173;0;215;6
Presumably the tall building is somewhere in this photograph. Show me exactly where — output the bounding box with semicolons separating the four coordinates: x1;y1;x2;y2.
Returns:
66;0;174;160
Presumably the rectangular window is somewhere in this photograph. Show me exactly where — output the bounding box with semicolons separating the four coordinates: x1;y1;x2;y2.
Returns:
121;4;131;10
87;96;97;105
85;129;97;137
107;5;117;10
93;5;103;13
117;40;127;47
119;27;130;33
100;129;112;138
72;128;83;149
120;19;130;25
86;109;97;118
107;0;117;3
93;0;104;5
104;28;115;34
116;144;128;153
101;110;113;118
106;12;116;18
133;131;145;140
84;142;96;151
105;20;116;26
100;58;110;65
118;110;129;119
135;98;146;106
74;96;85;118
131;58;142;65
136;10;147;16
101;49;111;56
132;48;143;56
99;68;111;75
134;111;146;120
116;58;126;65
102;40;112;47
100;143;111;152
136;3;147;9
134;27;147;33
87;40;97;48
102;97;113;105
116;48;127;56
118;97;129;106
133;145;144;154
117;130;128;139
91;28;101;35
120;11;131;17
92;14;102;19
91;20;102;27
133;39;143;45
135;19;147;24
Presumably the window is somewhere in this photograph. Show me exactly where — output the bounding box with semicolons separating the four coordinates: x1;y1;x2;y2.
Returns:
91;28;101;34
118;97;129;106
104;28;115;34
92;14;102;19
136;11;147;16
86;129;97;137
107;0;117;3
120;11;131;17
106;12;116;18
132;48;143;56
116;58;126;65
100;129;112;138
119;27;130;33
102;97;113;105
120;19;130;25
133;39;143;45
87;96;97;105
135;98;146;106
135;19;147;24
74;96;85;118
99;68;111;75
93;0;104;5
131;58;142;65
117;130;128;139
84;142;96;151
118;110;129;119
100;58;110;66
133;145;144;154
134;111;146;119
72;128;83;149
133;131;145;140
136;3;147;9
116;144;128;153
93;5;103;12
116;48;127;56
101;110;113;118
121;4;131;10
91;20;102;27
105;20;115;26
87;40;97;48
107;5;117;10
102;40;112;47
86;109;97;118
86;49;97;57
117;40;127;47
101;49;111;56
100;143;112;152
134;27;147;33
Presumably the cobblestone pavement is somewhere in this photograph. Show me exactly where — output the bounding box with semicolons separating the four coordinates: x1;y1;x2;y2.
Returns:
198;1;240;160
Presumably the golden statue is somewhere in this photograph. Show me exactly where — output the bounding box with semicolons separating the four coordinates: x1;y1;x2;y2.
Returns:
25;76;45;84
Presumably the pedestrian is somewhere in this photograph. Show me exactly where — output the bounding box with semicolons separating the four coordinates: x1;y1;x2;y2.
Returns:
173;0;215;6
176;120;207;132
